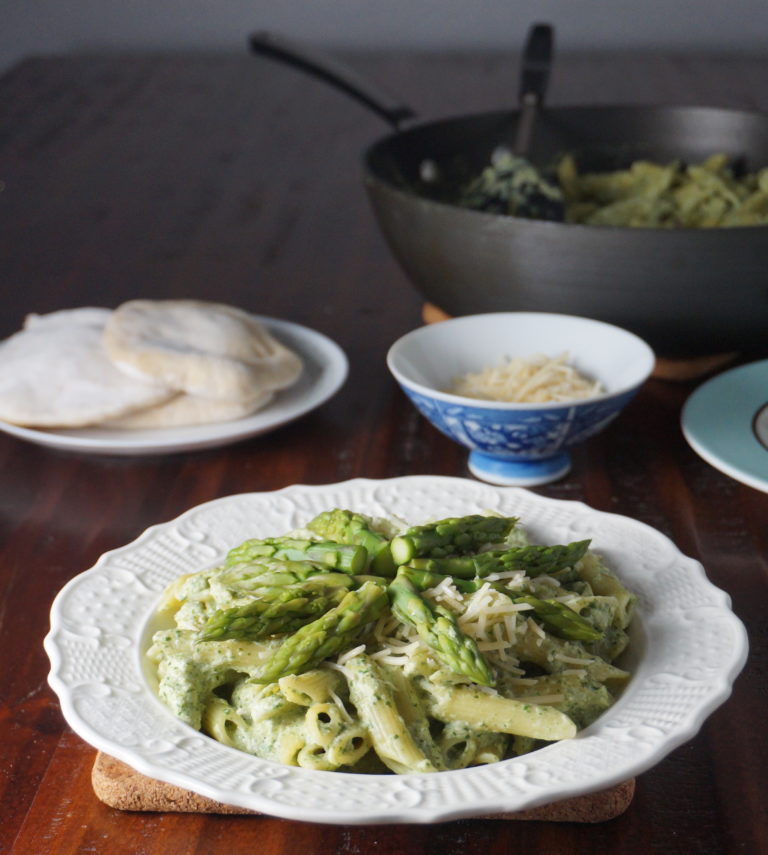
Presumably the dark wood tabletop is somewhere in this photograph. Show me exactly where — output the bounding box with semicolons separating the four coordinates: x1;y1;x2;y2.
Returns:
1;47;767;855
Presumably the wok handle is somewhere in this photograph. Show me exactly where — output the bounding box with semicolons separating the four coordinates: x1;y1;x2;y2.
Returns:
249;31;417;130
514;23;554;155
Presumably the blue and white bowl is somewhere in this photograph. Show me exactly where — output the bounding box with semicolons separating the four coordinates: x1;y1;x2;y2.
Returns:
387;312;655;486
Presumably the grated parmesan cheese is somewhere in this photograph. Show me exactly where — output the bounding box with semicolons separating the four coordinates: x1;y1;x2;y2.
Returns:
483;569;526;587
323;660;351;679
528;616;547;646
449;351;604;403
328;688;354;722
503;613;517;641
337;644;366;665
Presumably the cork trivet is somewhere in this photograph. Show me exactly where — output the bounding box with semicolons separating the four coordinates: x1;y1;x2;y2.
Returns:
421;302;737;382
92;752;634;822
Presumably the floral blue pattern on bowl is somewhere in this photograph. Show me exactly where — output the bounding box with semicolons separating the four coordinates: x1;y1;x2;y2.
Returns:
403;388;636;459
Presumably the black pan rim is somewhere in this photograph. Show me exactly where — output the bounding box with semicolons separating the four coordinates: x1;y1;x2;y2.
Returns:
362;103;768;235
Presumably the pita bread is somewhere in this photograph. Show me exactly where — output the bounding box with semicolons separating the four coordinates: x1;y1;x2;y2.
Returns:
24;307;115;331
101;389;274;429
104;300;303;401
0;308;174;428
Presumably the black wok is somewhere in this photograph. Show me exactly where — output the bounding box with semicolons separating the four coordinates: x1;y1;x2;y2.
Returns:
250;30;768;358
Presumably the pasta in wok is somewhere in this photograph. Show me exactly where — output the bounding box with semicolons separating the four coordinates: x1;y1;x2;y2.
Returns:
458;149;768;227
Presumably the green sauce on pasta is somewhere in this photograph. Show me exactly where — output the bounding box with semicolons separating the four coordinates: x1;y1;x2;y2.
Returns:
147;510;636;774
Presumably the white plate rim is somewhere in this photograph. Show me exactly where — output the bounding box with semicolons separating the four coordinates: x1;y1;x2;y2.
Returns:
44;475;748;824
0;316;348;455
681;359;768;493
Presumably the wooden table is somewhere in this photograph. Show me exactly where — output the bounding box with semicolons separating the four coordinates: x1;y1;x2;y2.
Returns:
1;48;767;854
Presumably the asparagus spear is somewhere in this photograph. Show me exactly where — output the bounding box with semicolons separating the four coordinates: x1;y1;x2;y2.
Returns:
225;537;367;575
388;569;495;687
217;560;352;592
390;514;518;564
253;580;389;683
514;595;603;642
405;539;591;579
306;509;395;576
398;566;529;601
394;565;483;596
200;587;347;641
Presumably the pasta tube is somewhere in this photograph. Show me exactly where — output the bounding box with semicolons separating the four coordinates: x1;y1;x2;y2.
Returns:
345;654;439;773
423;683;577;741
305;702;345;748
202;697;247;748
576;554;635;628
326;725;372;767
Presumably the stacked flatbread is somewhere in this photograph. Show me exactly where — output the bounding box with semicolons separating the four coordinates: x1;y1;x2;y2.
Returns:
0;300;303;429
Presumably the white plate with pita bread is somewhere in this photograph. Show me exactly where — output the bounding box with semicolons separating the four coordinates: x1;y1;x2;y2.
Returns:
0;312;347;455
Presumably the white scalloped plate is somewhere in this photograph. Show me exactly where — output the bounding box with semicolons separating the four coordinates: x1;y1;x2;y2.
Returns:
44;476;747;824
0;317;347;456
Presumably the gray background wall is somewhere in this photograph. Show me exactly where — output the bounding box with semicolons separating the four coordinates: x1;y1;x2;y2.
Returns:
3;0;768;73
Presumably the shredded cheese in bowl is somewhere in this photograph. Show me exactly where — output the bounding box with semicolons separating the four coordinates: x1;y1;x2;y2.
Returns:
449;351;604;403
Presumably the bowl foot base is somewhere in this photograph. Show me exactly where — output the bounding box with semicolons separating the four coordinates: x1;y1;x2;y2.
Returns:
468;450;571;487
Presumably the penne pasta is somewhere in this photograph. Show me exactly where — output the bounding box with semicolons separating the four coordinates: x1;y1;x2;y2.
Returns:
424;684;577;741
345;654;439;773
148;507;636;773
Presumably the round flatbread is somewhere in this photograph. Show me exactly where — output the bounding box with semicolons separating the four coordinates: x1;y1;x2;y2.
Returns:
101;389;274;429
24;306;115;332
104;300;303;401
0;308;174;427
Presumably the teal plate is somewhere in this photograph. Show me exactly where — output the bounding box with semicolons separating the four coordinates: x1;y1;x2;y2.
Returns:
681;359;768;493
